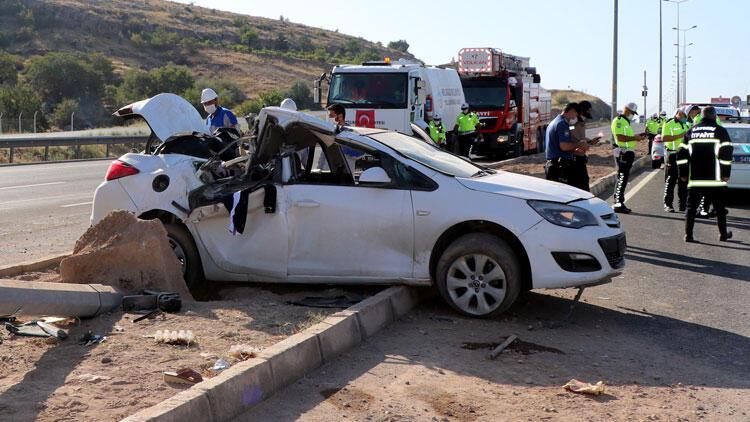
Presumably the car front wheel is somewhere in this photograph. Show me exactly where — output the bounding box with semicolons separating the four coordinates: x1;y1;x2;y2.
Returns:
436;233;521;318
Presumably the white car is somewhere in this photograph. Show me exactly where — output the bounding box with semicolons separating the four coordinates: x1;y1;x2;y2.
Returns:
724;121;750;189
92;94;626;318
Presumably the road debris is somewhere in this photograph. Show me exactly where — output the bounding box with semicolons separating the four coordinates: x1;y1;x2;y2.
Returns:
488;335;518;360
78;331;107;346
163;368;203;385
152;329;195;346
212;358;230;372
5;320;68;339
229;344;260;360
563;379;606;396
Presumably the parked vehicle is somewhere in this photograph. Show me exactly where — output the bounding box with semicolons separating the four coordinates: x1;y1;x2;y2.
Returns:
457;48;552;158
723;118;750;189
313;58;465;135
92;93;626;318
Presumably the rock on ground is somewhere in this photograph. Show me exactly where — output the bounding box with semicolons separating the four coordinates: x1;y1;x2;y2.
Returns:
59;211;192;299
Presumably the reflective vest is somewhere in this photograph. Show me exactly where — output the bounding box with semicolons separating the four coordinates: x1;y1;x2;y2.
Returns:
646;118;662;134
661;118;688;151
692;115;722;126
428;121;447;144
456;112;480;134
611;115;635;150
676;123;734;188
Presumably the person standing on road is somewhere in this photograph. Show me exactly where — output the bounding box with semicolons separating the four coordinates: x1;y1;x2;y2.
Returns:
454;103;481;158
661;108;689;212
428;114;447;148
611;102;647;214
201;88;238;133
544;103;588;184
677;106;734;242
569;101;601;191
646;113;662;158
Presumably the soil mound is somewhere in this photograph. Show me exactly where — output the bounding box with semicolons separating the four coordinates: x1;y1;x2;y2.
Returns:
59;211;192;299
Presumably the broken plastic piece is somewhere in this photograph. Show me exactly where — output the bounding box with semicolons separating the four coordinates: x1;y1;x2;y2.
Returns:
212;358;230;372
153;329;195;346
563;379;606;395
163;368;203;385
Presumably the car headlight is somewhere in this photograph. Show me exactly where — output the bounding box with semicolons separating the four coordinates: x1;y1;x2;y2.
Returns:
527;200;599;229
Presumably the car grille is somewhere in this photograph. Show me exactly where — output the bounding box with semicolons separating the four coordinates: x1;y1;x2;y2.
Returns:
600;213;620;228
598;233;626;269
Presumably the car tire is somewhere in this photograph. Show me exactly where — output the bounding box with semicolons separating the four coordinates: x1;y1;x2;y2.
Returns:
164;223;205;289
435;233;521;318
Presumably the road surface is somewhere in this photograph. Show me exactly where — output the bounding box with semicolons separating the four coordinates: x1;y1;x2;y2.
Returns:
236;169;750;421
0;161;110;265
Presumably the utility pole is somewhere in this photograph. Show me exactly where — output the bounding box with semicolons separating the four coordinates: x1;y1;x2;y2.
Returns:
664;0;689;109
659;0;663;113
612;0;618;119
643;70;648;118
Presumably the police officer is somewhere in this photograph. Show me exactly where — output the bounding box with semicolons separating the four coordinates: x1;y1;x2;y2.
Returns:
569;101;601;191
677;106;734;242
454;103;481;158
545;103;588;184
428;114;447;147
685;105;701;128
611;102;646;213
645;112;662;158
661;108;689;212
201;88;238;133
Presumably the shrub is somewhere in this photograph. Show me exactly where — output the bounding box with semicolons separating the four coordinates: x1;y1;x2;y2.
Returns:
387;40;410;53
51;99;80;129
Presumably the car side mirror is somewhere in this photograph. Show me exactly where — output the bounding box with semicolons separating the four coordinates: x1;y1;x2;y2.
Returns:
359;167;392;186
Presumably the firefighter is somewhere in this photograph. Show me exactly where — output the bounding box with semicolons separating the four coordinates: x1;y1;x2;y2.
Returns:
544;103;587;184
646;113;662;158
454;103;481;158
677;106;734;242
569;101;601;191
428;114;447;147
611;102;646;213
661;108;689;212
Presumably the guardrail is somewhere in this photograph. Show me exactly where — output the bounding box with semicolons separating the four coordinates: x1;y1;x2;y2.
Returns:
0;135;150;164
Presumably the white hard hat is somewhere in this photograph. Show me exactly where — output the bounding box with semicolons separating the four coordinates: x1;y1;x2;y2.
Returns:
651;113;658;119
280;98;297;111
659;111;667;116
433;113;442;120
201;88;218;104
461;103;469;110
674;108;685;117
624;102;638;114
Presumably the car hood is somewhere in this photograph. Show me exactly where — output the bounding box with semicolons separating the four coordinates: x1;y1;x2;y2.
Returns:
456;171;594;202
114;93;209;141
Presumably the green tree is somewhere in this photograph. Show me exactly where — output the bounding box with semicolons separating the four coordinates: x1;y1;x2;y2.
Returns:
0;52;21;86
117;64;195;104
285;80;312;110
150;64;194;94
240;26;259;49
273;33;289;51
50;99;80;129
197;78;246;108
0;84;46;129
26;52;104;106
387;40;410;53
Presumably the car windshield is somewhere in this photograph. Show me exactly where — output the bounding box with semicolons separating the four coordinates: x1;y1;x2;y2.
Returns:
461;77;507;110
328;73;408;109
725;127;750;143
368;131;484;177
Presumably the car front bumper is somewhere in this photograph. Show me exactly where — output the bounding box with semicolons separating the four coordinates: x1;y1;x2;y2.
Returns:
520;221;626;289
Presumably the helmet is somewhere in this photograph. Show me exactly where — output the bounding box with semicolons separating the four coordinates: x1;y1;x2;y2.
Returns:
659;111;667;117
201;88;218;104
280;98;297;111
461;103;469;110
674;108;685;117
433;113;442;121
624;102;638;114
651;113;658;119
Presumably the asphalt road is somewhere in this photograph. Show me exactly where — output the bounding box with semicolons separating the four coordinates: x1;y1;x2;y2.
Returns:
236;169;750;420
0;160;110;265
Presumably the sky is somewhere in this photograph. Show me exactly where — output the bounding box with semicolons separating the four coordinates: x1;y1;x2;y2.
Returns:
173;0;748;114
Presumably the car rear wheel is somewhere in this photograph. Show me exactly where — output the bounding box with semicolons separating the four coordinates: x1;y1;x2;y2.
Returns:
436;233;521;318
164;223;205;289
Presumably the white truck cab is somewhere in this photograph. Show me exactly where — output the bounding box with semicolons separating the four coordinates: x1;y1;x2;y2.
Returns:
314;59;465;135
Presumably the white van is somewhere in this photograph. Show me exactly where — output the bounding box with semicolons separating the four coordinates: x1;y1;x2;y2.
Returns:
314;59;465;135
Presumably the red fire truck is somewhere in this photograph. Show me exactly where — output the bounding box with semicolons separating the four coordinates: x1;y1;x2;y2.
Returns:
458;48;551;157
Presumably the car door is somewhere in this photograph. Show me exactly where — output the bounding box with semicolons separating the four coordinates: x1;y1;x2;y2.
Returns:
191;185;288;281
284;141;414;282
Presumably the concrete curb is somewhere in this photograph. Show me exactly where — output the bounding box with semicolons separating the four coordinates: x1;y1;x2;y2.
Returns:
0;254;69;278
121;285;426;422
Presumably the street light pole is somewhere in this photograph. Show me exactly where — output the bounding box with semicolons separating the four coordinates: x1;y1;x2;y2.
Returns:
664;0;689;109
659;0;663;113
612;0;618;119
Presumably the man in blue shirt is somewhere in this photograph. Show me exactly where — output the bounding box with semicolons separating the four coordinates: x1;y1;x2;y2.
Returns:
201;88;238;133
544;103;588;183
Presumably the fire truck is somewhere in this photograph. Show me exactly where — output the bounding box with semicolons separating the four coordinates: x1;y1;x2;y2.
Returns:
458;48;551;157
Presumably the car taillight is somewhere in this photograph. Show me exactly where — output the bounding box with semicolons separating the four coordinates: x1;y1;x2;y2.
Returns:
105;160;139;181
425;95;433;113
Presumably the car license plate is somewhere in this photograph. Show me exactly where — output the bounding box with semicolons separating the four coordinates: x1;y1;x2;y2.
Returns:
733;155;750;163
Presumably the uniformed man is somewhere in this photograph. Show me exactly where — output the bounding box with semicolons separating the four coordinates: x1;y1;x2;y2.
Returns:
569;101;601;191
645;112;663;159
428;114;447;147
661;108;689;212
611;102;647;213
201;88;238;133
677;106;734;242
545;103;588;184
685;105;701;128
454;103;481;158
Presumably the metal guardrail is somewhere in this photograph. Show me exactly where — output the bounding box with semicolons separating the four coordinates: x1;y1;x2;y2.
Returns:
0;135;149;164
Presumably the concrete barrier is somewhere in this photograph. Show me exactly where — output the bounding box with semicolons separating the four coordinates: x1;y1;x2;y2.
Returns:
0;254;69;278
0;279;122;317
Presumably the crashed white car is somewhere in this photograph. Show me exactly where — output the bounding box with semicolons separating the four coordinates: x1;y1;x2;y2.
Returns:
92;93;626;317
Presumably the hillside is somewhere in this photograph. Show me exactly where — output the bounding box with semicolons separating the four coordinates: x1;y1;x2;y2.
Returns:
550;89;611;121
0;0;414;98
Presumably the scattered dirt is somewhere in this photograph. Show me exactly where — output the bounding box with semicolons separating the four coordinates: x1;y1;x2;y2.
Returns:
461;338;565;355
319;386;375;412
58;211;192;299
0;282;353;422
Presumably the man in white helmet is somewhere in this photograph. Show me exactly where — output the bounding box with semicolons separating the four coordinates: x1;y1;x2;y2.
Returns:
610;102;647;213
201;88;238;133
